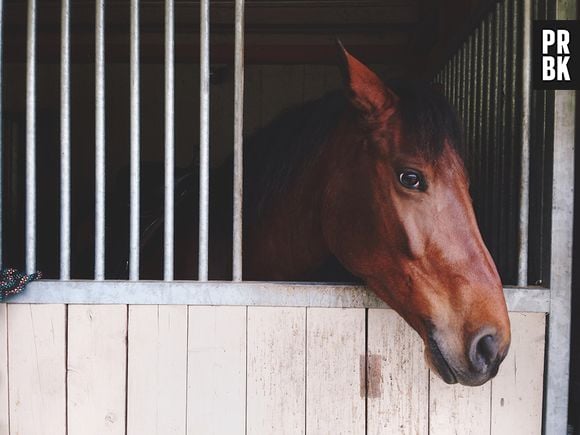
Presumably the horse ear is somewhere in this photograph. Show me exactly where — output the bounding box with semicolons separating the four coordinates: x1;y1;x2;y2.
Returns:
336;41;397;113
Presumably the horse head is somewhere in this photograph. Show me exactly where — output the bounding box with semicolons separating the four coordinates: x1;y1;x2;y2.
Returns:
321;46;510;386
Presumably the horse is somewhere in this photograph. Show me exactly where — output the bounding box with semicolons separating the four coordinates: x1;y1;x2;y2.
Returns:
110;45;511;387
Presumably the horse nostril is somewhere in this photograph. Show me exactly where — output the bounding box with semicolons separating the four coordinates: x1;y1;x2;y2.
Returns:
471;333;500;373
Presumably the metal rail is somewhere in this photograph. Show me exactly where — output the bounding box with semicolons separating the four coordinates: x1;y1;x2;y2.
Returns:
129;0;140;281
60;0;71;280
198;0;210;281
0;0;3;269
164;0;175;281
518;0;532;286
6;282;550;313
233;0;245;282
25;0;36;275
95;0;106;280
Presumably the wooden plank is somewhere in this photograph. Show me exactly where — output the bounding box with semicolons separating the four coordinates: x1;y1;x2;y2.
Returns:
127;305;188;435
491;312;546;435
67;305;127;435
429;372;491;435
367;309;429;435
0;305;7;435
246;307;306;435
7;304;66;435
306;308;365;434
187;306;246;435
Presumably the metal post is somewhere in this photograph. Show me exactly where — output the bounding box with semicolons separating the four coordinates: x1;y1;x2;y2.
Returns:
198;0;210;282
95;0;106;280
60;0;71;280
129;0;140;281
164;0;174;281
26;0;36;275
232;0;245;282
544;0;576;428
517;0;532;286
0;0;4;269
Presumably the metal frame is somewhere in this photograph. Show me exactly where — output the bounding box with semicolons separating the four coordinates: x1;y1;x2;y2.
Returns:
0;0;575;434
8;282;549;313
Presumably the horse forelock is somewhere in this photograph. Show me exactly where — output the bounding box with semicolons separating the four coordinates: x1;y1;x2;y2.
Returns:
387;80;464;162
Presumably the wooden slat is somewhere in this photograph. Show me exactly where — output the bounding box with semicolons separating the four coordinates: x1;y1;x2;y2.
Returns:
67;305;127;435
491;312;546;435
247;307;306;435
187;306;246;435
7;304;66;435
367;309;429;435
0;305;7;435
429;373;491;435
306;308;365;434
127;305;188;435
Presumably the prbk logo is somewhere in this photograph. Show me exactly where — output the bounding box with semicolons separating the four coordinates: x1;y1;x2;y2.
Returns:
533;20;579;90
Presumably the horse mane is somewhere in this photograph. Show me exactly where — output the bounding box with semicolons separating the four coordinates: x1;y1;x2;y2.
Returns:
243;81;463;224
243;90;346;223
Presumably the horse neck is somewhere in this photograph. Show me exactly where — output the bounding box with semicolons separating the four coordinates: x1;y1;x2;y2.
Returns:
243;141;334;281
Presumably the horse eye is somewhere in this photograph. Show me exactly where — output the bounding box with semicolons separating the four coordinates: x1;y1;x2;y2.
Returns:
398;170;424;190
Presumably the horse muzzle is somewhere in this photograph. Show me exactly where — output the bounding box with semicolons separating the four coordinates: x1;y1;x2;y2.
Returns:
427;329;509;386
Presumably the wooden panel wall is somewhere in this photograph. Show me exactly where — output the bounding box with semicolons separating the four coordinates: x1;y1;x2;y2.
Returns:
0;303;546;434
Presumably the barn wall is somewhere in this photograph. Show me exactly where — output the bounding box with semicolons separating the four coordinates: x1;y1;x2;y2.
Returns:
0;303;545;434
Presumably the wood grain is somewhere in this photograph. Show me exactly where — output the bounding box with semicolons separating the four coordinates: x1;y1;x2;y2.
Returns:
367;309;429;435
246;307;306;435
306;308;365;434
67;305;127;435
187;306;246;435
7;304;66;435
491;312;546;435
127;305;188;435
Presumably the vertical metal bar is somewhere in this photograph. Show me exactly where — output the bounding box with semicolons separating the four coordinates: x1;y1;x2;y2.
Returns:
164;0;174;281
25;0;36;275
492;2;502;274
461;42;468;147
483;16;492;250
94;0;106;280
232;0;245;282
60;0;71;279
544;0;575;431
465;37;472;166
0;0;4;269
452;54;458;111
468;35;476;171
517;0;532;286
129;0;140;280
198;0;210;282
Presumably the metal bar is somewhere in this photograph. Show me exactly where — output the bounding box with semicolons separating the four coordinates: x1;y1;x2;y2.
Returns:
517;0;532;286
60;0;71;280
0;0;3;269
198;0;210;282
6;281;551;313
232;0;245;282
483;15;492;251
164;0;174;281
94;0;106;280
465;36;472;166
544;0;576;428
492;2;502;278
129;0;140;281
476;25;484;213
25;0;36;275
